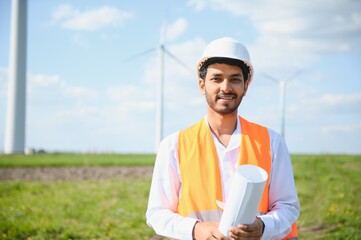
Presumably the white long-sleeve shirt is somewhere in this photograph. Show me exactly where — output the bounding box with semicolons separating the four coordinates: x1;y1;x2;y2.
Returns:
146;117;300;240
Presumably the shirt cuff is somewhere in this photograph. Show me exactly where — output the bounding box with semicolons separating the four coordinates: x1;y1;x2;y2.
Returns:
179;217;199;240
259;214;275;240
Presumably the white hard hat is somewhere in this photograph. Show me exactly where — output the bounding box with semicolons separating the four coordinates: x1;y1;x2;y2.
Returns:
197;37;254;83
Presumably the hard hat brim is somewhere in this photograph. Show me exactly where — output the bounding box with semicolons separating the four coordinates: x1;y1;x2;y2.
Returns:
197;56;254;83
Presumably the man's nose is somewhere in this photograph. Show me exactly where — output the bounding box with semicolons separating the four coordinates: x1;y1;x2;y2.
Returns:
220;79;232;93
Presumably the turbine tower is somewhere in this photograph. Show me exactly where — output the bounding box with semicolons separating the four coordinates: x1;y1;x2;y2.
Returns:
155;42;165;153
155;22;167;153
263;71;301;137
125;22;191;152
4;0;27;154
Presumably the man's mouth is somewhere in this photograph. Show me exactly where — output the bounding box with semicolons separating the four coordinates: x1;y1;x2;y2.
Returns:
217;94;236;101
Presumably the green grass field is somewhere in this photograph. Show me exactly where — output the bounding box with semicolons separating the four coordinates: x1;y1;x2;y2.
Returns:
0;154;360;239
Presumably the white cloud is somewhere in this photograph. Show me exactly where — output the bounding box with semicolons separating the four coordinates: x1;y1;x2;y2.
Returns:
107;84;138;101
318;94;361;107
29;73;98;100
187;0;361;72
51;4;78;21
293;93;361;114
186;0;208;11
106;84;155;112
162;18;188;42
51;4;134;31
283;92;361;131
50;106;99;122
191;0;361;44
63;85;98;99
31;74;63;87
0;71;157;152
322;123;361;133
70;34;90;48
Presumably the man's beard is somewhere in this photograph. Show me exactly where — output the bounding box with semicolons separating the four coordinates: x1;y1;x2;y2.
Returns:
205;91;243;115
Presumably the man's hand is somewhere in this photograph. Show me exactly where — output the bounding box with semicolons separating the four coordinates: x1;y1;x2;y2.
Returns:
228;217;264;240
192;221;227;240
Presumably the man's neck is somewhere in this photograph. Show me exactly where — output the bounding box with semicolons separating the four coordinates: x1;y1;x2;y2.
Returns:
207;111;238;147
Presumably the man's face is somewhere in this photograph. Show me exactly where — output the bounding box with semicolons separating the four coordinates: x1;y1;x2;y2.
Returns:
199;63;249;115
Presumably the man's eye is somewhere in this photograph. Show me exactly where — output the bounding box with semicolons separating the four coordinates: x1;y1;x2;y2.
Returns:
232;78;243;82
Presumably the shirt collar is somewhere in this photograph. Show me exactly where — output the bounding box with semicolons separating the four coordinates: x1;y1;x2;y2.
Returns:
204;116;241;151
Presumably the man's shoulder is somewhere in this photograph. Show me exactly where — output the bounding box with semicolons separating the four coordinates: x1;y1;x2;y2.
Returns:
180;118;205;133
160;131;179;146
159;118;205;149
239;116;283;140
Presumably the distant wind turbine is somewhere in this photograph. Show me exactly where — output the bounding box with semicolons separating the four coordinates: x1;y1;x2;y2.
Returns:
4;0;27;154
125;21;192;152
263;71;302;137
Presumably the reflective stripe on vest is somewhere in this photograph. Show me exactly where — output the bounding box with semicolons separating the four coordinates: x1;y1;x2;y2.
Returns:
177;116;297;239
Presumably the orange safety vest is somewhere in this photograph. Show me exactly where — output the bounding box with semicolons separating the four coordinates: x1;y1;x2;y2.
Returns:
177;116;298;239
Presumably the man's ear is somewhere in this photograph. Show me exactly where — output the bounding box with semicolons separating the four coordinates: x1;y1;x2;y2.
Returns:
243;80;250;96
199;78;205;95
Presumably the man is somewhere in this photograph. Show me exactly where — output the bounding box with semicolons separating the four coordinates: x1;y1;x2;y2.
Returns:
146;37;300;240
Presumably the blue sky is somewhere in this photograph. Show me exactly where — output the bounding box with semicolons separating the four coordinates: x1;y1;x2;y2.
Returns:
0;0;360;154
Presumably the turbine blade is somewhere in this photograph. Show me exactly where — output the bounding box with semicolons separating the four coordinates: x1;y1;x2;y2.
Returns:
164;48;193;72
160;20;168;45
285;70;303;83
262;73;280;83
122;48;156;62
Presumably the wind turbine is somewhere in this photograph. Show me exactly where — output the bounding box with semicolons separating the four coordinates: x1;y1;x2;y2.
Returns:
4;0;27;154
125;21;192;152
263;71;302;138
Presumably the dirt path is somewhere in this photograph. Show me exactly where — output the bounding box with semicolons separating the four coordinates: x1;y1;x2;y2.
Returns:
0;166;154;180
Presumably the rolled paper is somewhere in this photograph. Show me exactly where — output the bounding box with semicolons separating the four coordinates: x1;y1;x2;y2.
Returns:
218;164;268;236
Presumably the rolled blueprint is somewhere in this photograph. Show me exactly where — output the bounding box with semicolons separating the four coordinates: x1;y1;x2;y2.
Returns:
218;164;268;236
